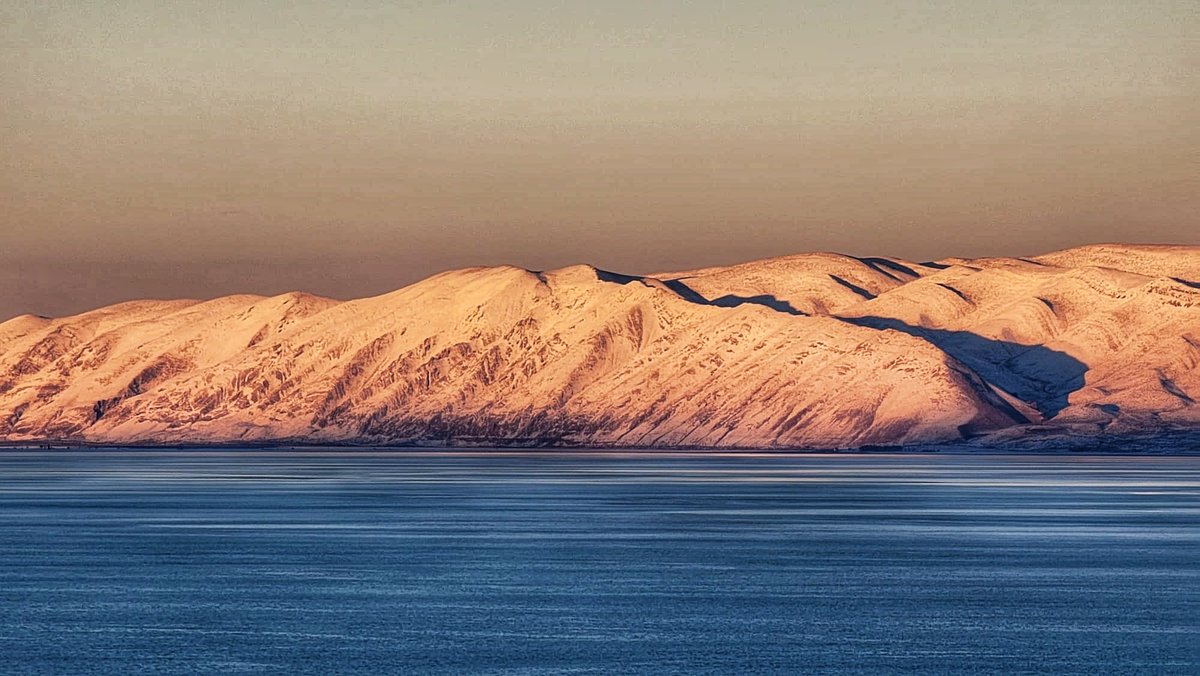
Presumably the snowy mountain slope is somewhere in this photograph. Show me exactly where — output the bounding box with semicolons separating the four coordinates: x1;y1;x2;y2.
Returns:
655;252;926;315
1;244;1197;448
1032;243;1200;281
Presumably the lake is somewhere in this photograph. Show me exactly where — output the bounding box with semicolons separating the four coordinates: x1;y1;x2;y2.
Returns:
0;451;1196;674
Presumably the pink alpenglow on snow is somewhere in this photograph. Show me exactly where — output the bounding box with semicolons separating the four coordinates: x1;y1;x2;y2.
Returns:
1;244;1198;450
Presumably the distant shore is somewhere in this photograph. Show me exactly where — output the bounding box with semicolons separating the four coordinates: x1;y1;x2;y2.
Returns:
3;435;1199;456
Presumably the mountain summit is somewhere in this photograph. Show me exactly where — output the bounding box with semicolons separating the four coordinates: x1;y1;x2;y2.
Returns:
3;244;1198;449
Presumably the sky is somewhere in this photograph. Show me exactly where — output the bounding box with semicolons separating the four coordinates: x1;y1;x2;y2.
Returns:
2;0;1197;320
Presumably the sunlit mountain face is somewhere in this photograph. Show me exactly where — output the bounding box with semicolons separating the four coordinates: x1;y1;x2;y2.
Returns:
2;244;1198;450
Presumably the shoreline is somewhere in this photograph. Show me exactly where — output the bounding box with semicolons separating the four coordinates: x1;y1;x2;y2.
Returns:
2;441;1199;457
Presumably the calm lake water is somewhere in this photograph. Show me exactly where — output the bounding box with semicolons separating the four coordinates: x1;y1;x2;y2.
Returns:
0;451;1196;674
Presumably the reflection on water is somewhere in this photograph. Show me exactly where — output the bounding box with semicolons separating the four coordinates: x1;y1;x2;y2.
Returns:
0;451;1197;674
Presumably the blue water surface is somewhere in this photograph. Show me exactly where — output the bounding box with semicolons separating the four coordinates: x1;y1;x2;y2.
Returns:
0;451;1196;674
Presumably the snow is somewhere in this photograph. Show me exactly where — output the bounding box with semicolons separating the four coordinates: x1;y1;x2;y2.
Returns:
2;244;1197;449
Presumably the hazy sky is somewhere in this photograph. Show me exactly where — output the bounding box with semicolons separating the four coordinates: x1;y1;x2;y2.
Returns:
2;0;1197;319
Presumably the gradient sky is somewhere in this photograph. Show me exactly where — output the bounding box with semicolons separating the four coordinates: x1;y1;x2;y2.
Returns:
2;0;1197;320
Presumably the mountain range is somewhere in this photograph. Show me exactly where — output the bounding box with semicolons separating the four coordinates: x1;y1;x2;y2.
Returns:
2;243;1198;450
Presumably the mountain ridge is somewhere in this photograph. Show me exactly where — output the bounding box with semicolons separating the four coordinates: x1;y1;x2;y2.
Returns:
3;243;1198;450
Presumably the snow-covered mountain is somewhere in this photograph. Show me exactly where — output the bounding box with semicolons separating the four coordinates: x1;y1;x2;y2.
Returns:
2;244;1198;449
